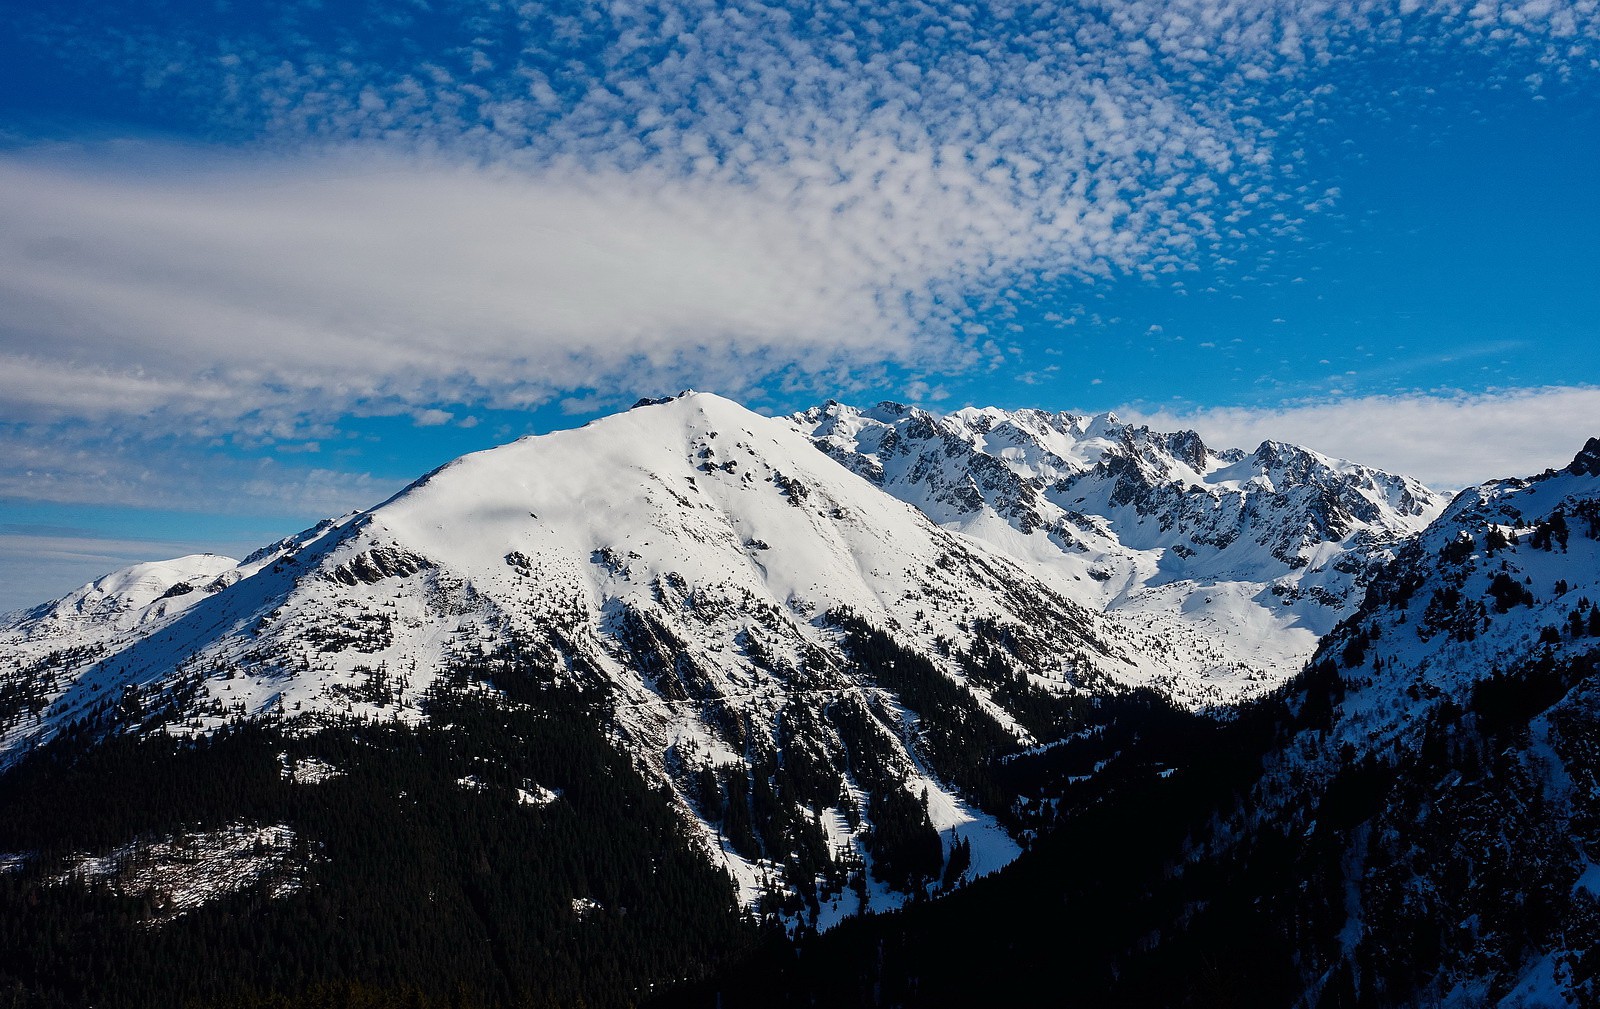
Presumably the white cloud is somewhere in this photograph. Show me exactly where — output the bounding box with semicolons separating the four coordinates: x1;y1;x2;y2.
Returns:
1123;386;1600;488
0;71;1272;436
9;0;1358;450
0;150;945;428
411;409;456;428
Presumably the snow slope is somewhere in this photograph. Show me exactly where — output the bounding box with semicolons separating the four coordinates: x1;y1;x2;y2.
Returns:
1311;438;1600;756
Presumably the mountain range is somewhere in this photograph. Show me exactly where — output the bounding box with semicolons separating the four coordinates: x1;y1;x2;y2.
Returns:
1;392;1594;1009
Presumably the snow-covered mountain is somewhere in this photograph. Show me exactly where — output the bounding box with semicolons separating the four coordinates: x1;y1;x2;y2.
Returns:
2;392;1204;928
1303;436;1600;756
794;401;1445;704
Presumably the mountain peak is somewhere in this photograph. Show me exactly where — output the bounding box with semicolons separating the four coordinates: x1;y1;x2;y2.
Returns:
1568;436;1600;477
629;388;743;411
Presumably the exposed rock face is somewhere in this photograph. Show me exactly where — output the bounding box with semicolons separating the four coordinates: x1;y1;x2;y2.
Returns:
1568;436;1600;477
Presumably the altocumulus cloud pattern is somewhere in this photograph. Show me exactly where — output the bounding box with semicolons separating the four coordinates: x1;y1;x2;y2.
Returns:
4;0;1598;423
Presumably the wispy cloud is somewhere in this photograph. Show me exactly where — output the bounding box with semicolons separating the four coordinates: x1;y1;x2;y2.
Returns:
1124;386;1600;488
0;0;1338;448
0;424;394;515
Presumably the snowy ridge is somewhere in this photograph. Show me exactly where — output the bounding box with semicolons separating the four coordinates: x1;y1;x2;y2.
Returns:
794;400;1446;705
1309;441;1600;757
8;553;246;641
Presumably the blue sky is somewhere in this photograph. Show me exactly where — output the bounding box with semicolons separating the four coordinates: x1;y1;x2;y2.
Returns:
2;0;1599;611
